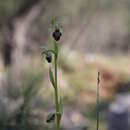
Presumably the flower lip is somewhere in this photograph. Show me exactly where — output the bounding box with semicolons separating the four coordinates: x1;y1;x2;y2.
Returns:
46;54;52;63
52;28;62;41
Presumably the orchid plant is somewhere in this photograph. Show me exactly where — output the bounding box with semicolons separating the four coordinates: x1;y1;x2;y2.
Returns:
42;17;62;130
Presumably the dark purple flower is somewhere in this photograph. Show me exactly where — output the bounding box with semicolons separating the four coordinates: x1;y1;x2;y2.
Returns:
52;29;62;41
46;53;52;63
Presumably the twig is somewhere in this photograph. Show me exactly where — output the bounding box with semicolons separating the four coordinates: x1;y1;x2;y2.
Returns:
96;71;100;130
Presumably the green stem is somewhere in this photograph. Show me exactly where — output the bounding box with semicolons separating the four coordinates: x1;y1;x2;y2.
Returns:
54;41;60;130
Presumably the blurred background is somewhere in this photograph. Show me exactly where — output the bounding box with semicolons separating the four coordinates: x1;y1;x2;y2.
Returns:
0;0;130;130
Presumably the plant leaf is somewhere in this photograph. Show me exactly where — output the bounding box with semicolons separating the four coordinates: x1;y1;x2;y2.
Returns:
56;112;61;122
49;67;55;88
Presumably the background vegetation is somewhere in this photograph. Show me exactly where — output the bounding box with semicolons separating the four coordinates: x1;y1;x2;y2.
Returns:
0;0;130;130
